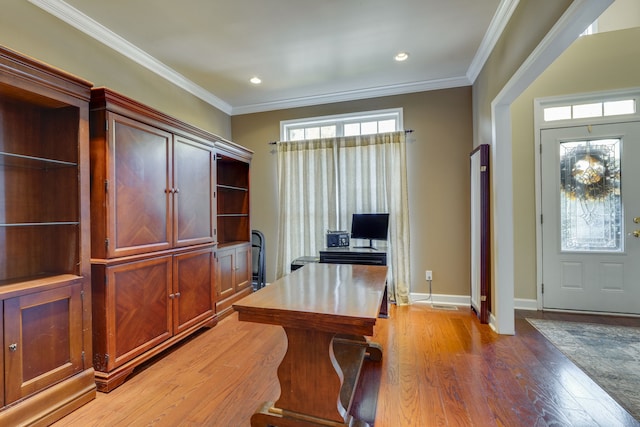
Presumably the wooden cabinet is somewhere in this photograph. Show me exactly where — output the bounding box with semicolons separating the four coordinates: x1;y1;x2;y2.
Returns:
90;111;215;259
0;46;96;425
91;247;215;391
92;257;173;377
4;284;84;404
215;147;253;319
215;243;252;317
173;248;217;334
89;88;223;391
216;154;250;245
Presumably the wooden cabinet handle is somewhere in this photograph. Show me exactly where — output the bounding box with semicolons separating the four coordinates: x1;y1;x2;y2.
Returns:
9;343;17;352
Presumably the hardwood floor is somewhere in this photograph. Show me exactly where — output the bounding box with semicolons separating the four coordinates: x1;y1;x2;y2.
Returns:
52;304;640;427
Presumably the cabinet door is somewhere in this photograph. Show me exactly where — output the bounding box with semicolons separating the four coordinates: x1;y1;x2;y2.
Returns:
103;256;172;371
234;243;252;292
173;136;215;247
0;302;4;405
4;283;84;404
216;247;236;302
107;113;173;257
173;248;215;334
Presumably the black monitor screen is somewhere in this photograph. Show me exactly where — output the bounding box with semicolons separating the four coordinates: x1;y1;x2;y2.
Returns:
350;213;389;241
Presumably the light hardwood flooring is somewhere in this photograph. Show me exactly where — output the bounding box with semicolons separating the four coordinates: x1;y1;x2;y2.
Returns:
52;304;640;426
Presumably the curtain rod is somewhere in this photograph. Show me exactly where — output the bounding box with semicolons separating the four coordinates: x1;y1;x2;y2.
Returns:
268;129;413;145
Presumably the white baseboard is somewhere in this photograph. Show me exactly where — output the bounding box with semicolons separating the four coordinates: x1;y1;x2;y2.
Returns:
410;293;470;306
514;298;538;311
410;294;539;312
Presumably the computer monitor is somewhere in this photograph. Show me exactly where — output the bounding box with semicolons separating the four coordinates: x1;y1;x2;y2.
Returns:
350;213;389;249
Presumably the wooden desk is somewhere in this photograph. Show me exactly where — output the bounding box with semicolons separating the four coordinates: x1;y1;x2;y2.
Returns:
233;263;388;427
318;247;389;317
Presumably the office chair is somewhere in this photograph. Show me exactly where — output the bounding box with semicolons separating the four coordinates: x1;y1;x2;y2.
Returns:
251;230;266;290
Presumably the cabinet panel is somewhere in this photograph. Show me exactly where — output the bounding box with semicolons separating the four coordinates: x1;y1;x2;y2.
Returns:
216;247;235;301
215;243;252;318
103;256;172;371
234;244;251;291
173;248;215;334
109;113;172;257
4;282;83;404
174;136;215;247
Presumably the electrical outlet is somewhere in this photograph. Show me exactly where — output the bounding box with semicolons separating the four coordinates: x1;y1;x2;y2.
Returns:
426;270;433;281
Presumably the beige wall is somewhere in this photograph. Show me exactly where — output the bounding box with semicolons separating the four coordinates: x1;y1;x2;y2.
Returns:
511;26;640;300
0;0;231;138
232;88;474;295
472;0;574;311
473;0;574;148
5;0;618;306
598;0;640;32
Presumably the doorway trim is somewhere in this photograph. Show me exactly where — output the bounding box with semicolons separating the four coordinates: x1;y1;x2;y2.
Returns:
490;0;611;334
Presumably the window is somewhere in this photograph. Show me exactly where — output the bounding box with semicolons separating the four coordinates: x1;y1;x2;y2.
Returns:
275;115;410;303
281;108;403;141
580;22;598;36
543;98;637;123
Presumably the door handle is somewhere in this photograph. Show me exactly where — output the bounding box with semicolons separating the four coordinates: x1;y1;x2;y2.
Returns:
632;230;640;238
634;217;640;224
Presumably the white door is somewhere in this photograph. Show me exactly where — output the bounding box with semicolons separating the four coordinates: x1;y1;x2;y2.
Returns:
541;122;640;314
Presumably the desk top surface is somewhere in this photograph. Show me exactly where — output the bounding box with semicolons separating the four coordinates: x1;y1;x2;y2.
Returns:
233;263;388;335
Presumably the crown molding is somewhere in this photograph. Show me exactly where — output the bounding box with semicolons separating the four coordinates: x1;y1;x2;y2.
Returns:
467;0;520;84
29;0;233;115
231;76;471;115
30;0;496;116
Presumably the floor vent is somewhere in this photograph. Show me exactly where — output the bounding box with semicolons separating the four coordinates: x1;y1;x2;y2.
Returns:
431;304;459;311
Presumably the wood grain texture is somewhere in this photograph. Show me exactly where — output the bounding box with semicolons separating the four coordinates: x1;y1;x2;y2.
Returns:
234;263;388;336
0;44;94;425
52;305;640;426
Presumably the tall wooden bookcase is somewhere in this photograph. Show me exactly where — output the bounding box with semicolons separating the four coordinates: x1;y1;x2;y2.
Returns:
0;46;96;425
214;145;253;318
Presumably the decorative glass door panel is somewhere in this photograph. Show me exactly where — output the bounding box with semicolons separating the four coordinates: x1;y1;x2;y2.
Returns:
559;139;621;252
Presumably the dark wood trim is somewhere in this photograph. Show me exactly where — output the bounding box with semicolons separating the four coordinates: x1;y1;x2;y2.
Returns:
470;144;491;323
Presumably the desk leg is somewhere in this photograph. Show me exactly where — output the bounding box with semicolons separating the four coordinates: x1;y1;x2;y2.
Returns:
378;285;389;318
251;327;376;427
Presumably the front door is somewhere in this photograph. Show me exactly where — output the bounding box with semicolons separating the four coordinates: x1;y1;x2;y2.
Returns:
541;122;640;314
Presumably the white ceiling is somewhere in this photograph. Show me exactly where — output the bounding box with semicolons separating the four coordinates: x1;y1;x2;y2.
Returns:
30;0;513;115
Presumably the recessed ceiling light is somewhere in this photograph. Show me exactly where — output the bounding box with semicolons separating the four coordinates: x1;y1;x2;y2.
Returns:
250;76;262;84
394;52;409;62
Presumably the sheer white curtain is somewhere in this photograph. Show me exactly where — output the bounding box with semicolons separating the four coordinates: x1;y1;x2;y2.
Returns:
276;131;410;304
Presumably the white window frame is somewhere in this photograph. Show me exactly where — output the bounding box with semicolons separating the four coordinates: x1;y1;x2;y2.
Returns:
537;88;640;129
580;21;598;36
280;108;403;141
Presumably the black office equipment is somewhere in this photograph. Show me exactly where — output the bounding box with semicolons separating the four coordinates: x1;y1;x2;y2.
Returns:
326;230;350;247
350;213;389;249
251;230;266;290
